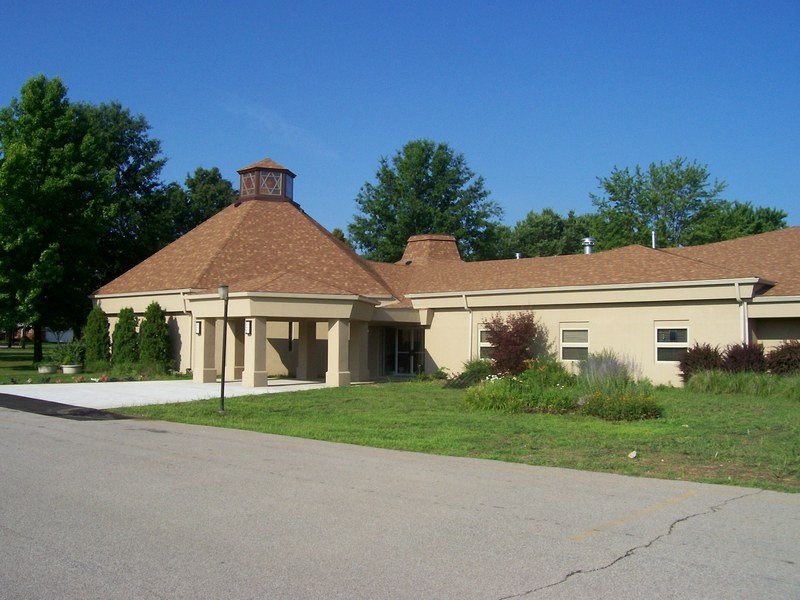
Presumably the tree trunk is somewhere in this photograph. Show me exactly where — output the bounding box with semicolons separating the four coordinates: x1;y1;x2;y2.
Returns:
32;323;43;363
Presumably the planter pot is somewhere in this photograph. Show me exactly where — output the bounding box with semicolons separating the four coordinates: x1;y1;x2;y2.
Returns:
61;364;83;375
38;365;58;374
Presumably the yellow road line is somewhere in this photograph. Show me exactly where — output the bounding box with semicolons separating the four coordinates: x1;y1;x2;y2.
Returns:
571;490;698;542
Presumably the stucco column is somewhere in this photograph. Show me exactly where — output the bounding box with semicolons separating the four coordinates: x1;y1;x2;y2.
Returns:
349;321;370;382
296;320;316;380
326;319;351;387
231;319;245;380
193;318;217;383
242;317;268;387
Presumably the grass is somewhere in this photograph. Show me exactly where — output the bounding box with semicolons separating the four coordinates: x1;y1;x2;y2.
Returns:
113;379;800;493
3;345;797;492
0;345;189;383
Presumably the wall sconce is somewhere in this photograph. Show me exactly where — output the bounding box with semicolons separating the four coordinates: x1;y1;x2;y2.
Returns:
195;321;202;335
245;320;253;336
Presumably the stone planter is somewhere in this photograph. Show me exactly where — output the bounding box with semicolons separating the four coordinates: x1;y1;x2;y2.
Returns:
61;364;83;375
38;365;58;374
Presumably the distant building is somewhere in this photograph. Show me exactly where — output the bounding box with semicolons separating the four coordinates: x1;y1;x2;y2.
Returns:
93;158;800;387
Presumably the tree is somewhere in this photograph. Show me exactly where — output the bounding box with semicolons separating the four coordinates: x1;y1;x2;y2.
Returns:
330;227;353;249
111;307;138;366
83;307;110;366
348;139;503;262
590;157;727;249
139;301;171;370
508;208;593;257
0;75;166;361
682;201;786;246
483;312;550;375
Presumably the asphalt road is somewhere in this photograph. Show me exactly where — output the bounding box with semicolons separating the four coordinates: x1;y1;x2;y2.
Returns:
1;398;798;599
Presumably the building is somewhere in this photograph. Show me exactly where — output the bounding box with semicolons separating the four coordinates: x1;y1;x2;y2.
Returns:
93;158;800;387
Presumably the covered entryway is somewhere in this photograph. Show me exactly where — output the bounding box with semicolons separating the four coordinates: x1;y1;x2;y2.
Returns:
382;326;425;376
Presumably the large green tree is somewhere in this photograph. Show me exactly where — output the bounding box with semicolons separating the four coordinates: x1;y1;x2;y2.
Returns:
0;75;165;360
681;200;786;246
348;139;503;262
590;157;728;249
168;166;237;237
508;208;593;257
590;157;786;250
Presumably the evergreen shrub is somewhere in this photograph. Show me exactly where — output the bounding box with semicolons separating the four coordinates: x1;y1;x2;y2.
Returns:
83;307;110;366
112;308;139;366
139;301;171;371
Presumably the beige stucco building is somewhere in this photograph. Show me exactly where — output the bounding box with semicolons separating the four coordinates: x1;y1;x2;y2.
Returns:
93;158;800;387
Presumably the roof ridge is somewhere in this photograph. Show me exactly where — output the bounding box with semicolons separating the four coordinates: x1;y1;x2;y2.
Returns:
298;211;398;298
193;203;252;288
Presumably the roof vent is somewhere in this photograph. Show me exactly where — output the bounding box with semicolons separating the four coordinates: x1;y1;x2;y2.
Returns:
582;237;595;255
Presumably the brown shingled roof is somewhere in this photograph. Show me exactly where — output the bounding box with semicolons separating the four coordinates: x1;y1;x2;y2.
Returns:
375;244;743;296
94;200;394;298
238;158;295;175
661;226;800;296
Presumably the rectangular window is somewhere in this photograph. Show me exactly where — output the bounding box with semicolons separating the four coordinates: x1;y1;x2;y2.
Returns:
478;329;492;359
656;327;688;362
561;328;589;361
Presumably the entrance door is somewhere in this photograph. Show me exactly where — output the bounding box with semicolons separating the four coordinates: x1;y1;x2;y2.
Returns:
383;327;425;375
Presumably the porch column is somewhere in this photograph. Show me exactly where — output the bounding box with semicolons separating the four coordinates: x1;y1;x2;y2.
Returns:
349;321;370;382
242;317;268;387
193;318;217;383
296;320;316;380
325;319;351;387
231;319;245;380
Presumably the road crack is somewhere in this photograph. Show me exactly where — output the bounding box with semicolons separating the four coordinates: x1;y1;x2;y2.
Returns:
498;488;764;599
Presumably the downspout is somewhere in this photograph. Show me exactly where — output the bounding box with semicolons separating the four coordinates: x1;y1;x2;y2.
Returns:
463;294;474;359
735;282;750;344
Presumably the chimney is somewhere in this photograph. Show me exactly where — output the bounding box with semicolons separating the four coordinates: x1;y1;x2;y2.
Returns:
651;230;657;249
515;252;521;260
582;237;595;255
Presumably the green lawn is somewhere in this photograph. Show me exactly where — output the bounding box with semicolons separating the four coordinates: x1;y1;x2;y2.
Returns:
114;379;800;493
3;345;797;492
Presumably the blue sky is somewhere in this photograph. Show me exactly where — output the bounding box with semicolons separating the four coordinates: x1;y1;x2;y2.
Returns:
3;1;798;232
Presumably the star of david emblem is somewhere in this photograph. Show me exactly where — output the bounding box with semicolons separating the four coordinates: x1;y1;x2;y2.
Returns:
260;171;282;195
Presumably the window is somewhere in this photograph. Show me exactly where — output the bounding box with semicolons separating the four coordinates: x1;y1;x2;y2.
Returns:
656;327;688;361
561;329;589;361
478;329;492;359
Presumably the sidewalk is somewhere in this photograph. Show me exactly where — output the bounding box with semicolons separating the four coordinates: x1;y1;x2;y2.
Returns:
0;378;326;409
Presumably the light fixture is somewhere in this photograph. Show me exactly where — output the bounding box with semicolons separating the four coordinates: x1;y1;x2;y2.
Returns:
245;320;252;336
195;321;202;335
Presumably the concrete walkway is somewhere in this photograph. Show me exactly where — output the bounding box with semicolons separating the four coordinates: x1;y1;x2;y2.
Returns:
0;378;326;409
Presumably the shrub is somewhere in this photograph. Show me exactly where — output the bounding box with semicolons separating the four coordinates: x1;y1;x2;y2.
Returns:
464;378;524;412
723;342;766;374
483;311;550;375
678;342;723;383
766;340;800;375
687;370;800;400
46;339;85;365
580;391;663;421
519;356;576;389
578;350;645;393
466;359;576;414
139;302;171;371
445;359;492;388
112;308;139;366
83;307;110;365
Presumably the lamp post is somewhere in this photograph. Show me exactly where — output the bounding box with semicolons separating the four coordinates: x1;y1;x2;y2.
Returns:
218;284;229;413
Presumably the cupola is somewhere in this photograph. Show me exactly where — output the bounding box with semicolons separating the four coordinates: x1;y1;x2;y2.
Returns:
237;158;296;203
